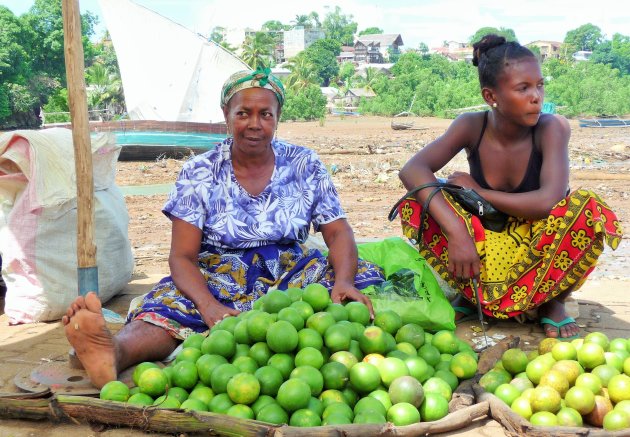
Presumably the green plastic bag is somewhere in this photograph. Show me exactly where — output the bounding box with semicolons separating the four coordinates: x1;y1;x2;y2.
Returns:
357;237;455;332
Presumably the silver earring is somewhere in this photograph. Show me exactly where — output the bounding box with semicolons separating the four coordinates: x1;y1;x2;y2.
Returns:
492;102;497;108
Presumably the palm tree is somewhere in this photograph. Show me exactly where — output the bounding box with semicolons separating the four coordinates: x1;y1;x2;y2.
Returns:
240;32;275;69
86;63;124;120
285;54;319;91
291;14;311;29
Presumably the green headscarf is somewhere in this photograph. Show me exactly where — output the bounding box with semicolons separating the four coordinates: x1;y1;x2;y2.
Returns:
221;67;285;108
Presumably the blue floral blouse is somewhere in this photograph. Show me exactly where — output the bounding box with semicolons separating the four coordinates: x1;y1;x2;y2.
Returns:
163;138;345;250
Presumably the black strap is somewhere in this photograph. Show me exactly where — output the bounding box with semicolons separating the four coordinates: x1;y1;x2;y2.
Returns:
388;181;463;221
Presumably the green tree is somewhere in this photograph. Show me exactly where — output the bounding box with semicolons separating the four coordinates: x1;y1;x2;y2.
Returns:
322;6;357;46
240;32;275;69
281;83;326;121
302;39;341;86
591;33;630;75
418;42;429;55
285;54;318;91
262;20;291;31
292;14;311;29
564;23;604;52
359;27;383;36
470;27;518;44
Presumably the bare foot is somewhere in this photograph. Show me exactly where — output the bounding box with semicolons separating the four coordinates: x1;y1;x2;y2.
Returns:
62;292;118;388
538;298;579;339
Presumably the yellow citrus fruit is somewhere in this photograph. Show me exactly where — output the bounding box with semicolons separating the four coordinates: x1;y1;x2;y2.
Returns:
277;307;305;330
138;367;169;398
100;380;130;402
208;392;234;413
132;361;160;386
276;378;312;412
584;331;610;350
608;374;630;404
295;346;325;369
396;323;424;349
127;392;154;406
345;301;371;326
201;329;236;359
324;324;352;353
302;283;331;311
256;402;289;424
551;341;577;362
325;303;349;322
263;290;292;313
501;348;528;375
420;392;449;422
289;408;322;427
431;330;459;355
180;398;208;412
551;359;582;386
449;352;478;380
246;312;275;343
565;385;596;415
290;365;324;396
248;341;273;367
510;396;532;420
373;310;403;335
538;338;560;355
539;369;570;397
530;386;562;413
593;364;621;387
576;372;603;395
267;353;295;380
290;300;314;321
603;410;630;431
226;372;260;405
578;342;606;370
171;360;198;390
306;311;336;336
297;328;323;350
349;362;381;394
377;357;409;387
210;363;240;394
196;353;228;386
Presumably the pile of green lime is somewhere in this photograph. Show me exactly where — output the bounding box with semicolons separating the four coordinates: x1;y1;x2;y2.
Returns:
482;332;630;431
100;283;479;427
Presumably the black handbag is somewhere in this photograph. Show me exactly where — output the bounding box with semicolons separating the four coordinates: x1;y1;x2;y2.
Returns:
388;181;509;233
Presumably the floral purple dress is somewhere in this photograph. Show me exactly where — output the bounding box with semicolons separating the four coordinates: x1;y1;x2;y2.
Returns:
127;138;384;338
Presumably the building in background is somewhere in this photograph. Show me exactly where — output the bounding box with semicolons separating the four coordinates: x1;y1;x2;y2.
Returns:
430;41;473;62
526;40;562;61
354;34;403;64
283;27;326;59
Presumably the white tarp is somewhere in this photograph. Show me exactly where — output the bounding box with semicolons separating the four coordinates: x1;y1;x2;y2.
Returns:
98;0;249;123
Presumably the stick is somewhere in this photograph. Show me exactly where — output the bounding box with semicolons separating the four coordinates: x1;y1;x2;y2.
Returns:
62;0;99;296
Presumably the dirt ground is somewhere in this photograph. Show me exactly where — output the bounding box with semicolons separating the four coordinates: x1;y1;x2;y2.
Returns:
117;115;630;278
1;115;629;436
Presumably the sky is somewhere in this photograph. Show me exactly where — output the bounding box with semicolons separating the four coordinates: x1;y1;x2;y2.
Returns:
2;0;630;49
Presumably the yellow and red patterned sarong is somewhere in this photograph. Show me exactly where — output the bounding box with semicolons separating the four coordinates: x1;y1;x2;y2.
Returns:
398;189;623;319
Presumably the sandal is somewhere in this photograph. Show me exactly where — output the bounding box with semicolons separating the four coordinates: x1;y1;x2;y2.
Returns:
540;317;579;340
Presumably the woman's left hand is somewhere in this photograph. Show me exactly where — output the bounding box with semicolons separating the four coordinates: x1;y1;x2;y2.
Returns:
447;171;480;191
331;283;374;319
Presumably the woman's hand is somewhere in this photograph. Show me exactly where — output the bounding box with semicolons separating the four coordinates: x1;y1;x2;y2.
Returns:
446;232;480;281
331;282;374;319
197;298;241;328
447;171;480;191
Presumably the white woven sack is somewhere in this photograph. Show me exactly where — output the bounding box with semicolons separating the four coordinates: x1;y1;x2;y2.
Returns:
0;128;134;323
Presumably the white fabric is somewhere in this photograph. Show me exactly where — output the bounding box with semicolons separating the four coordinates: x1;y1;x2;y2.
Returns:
98;0;249;123
0;128;134;323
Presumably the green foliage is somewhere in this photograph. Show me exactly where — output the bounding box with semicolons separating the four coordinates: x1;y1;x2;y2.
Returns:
359;27;383;36
285;53;318;91
591;33;630;75
322;6;357;46
543;59;630;116
470;27;518;44
281;84;327;121
564;23;604;52
262;20;291;32
241;32;275;69
301;39;341;86
42;87;70;123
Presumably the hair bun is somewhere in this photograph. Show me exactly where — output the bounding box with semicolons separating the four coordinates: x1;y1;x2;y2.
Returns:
472;34;507;66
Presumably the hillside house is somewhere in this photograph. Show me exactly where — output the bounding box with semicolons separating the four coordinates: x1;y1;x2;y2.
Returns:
526;40;562;61
354;34;403;64
430;41;473;62
283;27;325;59
343;88;376;107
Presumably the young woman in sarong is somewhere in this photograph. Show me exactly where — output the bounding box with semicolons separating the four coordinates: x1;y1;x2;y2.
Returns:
61;68;384;388
397;34;623;340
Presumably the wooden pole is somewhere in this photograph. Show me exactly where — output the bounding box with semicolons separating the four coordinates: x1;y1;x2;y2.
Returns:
62;0;98;296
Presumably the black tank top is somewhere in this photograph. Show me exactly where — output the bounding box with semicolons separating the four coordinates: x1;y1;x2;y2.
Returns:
468;111;542;193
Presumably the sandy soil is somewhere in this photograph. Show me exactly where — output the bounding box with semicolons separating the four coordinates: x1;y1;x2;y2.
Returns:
115;115;630;277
